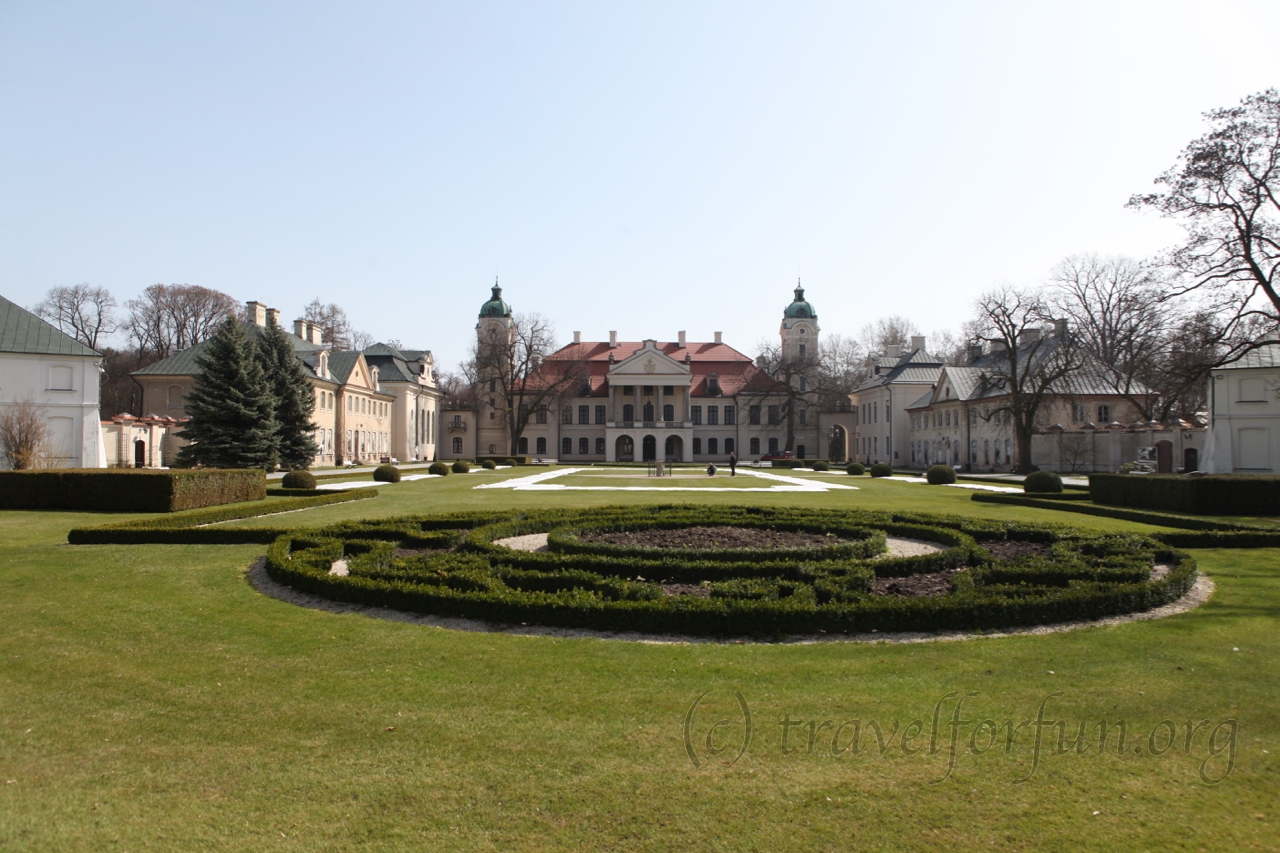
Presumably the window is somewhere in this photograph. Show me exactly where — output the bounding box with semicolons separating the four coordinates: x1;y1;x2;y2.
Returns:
623;404;634;422
693;438;702;454
622;385;634;395
708;438;718;455
167;384;184;408
707;406;718;425
1072;403;1087;422
536;437;547;455
725;438;735;453
489;379;496;392
579;405;590;424
874;437;879;455
1097;405;1111;423
562;407;573;424
643;385;654;396
945;410;951;427
595;405;606;424
691;406;702;425
750;437;760;455
519;437;528;454
663;404;674;421
984;439;990;465
798;376;806;392
970;409;978;426
768;405;780;425
347;397;352;412
724;406;735;425
874;403;878;423
562;437;572;456
707;375;720;395
579;437;589;455
799;409;807;425
768;438;779;454
595;437;605;454
799;343;806;360
749;405;761;425
970;439;977;463
452;437;463;454
536;409;548;424
643;403;654;422
489;412;495;420
663;385;673;395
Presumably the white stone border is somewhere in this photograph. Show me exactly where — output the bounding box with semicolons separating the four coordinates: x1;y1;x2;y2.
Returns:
473;466;857;493
246;559;1214;646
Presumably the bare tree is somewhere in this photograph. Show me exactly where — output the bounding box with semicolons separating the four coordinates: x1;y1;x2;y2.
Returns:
33;284;117;350
1129;87;1280;356
970;287;1087;473
302;299;374;351
470;313;590;453
858;315;921;356
126;284;238;360
0;398;54;470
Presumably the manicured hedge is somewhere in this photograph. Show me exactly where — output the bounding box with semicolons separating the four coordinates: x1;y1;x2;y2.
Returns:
870;463;893;478
968;492;1272;532
0;468;265;512
1090;473;1280;515
67;489;378;544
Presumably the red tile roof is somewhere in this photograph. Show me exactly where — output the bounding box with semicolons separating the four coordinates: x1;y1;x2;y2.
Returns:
533;340;775;397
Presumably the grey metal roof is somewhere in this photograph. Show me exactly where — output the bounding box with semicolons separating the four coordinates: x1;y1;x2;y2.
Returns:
326;351;361;384
904;389;935;410
0;294;100;357
1220;344;1280;369
853;348;944;394
134;322;324;376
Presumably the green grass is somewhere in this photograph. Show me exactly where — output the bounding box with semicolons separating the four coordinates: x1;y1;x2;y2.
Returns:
1;470;1277;851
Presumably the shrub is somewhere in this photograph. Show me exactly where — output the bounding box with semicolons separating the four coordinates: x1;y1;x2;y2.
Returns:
846;462;865;476
428;461;450;476
770;459;805;468
811;460;830;472
870;463;893;478
503;458;518;467
1024;470;1063;493
452;461;472;474
281;469;316;489
926;465;957;485
373;464;401;483
1089;473;1280;515
0;469;265;512
482;459;498;470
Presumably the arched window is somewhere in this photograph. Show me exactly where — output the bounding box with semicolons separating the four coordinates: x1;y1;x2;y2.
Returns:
750;437;760;455
595;437;605;454
768;438;779;454
562;437;572;456
643;403;654;422
708;438;718;455
725;438;735;453
518;436;528;454
578;437;589;455
693;438;702;454
536;437;547;455
167;384;184;408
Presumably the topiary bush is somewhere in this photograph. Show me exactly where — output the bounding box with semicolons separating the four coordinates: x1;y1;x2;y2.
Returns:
846;462;865;476
482;459;497;470
281;469;316;489
452;461;471;474
811;460;830;472
373;464;401;483
870;463;893;478
503;458;518;467
1025;470;1063;493
926;464;957;485
428;461;450;476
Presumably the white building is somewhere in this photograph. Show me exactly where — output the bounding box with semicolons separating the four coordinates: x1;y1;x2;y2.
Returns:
1204;344;1280;474
0;293;105;468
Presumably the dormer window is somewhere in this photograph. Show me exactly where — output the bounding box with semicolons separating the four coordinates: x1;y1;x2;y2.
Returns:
707;373;721;396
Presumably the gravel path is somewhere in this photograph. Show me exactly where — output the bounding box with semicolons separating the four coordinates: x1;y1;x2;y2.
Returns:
492;532;944;557
247;561;1214;646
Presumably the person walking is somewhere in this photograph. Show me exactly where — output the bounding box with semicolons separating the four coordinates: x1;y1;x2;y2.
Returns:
728;451;737;476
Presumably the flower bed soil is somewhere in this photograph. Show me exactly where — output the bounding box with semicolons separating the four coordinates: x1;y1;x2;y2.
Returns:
578;525;853;550
872;569;964;598
979;540;1055;560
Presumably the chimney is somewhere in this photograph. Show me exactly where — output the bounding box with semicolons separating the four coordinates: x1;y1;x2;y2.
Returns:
967;343;984;363
678;330;686;347
246;301;267;327
886;344;901;359
1053;317;1069;338
756;355;766;369
991;339;1008;353
1019;328;1042;346
714;331;722;344
266;308;281;327
311;325;324;345
573;331;581;344
293;319;308;339
911;335;926;353
609;331;618;348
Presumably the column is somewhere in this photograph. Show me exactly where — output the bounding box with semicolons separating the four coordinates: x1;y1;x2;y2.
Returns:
657;385;664;424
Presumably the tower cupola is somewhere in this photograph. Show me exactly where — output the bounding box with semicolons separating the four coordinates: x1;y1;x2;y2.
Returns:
479;279;512;318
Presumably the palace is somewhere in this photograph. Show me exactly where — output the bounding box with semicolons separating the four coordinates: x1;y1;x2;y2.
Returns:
440;283;853;463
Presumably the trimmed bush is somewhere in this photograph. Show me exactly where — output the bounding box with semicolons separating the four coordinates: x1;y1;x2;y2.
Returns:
503;458;518;466
482;459;498;470
846;462;865;476
373;464;401;483
969;492;1271;531
0;468;265;512
811;460;830;472
926;465;957;485
770;459;805;468
428;461;450;476
1024;470;1063;493
1090;473;1280;515
452;461;471;474
281;469;317;489
870;463;893;478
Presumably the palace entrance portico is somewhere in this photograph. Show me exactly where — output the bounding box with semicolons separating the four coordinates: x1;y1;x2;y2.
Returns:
603;340;695;462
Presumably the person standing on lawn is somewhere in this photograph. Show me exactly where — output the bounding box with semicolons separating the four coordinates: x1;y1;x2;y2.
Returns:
728;451;737;476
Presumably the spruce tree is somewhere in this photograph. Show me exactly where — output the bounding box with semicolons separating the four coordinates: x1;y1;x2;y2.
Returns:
177;316;279;469
258;314;319;469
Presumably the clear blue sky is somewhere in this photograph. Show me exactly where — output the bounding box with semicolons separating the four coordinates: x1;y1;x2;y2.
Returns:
2;1;1278;367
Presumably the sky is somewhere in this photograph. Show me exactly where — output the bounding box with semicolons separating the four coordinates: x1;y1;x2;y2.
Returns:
2;1;1279;367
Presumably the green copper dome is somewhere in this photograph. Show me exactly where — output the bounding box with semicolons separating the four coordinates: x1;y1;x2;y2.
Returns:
479;280;512;318
783;283;816;320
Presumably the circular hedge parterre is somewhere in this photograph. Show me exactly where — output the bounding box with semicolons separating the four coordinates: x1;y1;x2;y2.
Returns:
262;505;1198;637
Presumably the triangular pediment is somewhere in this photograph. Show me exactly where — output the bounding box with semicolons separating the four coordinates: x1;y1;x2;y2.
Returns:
608;340;691;378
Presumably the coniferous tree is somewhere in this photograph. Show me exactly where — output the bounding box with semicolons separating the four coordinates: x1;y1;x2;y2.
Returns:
258;315;319;469
177;316;278;469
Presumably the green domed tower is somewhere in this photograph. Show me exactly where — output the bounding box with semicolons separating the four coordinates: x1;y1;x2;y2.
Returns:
780;281;819;362
478;280;512;319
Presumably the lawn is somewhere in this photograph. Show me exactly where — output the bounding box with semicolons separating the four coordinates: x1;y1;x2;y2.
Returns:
1;468;1276;851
